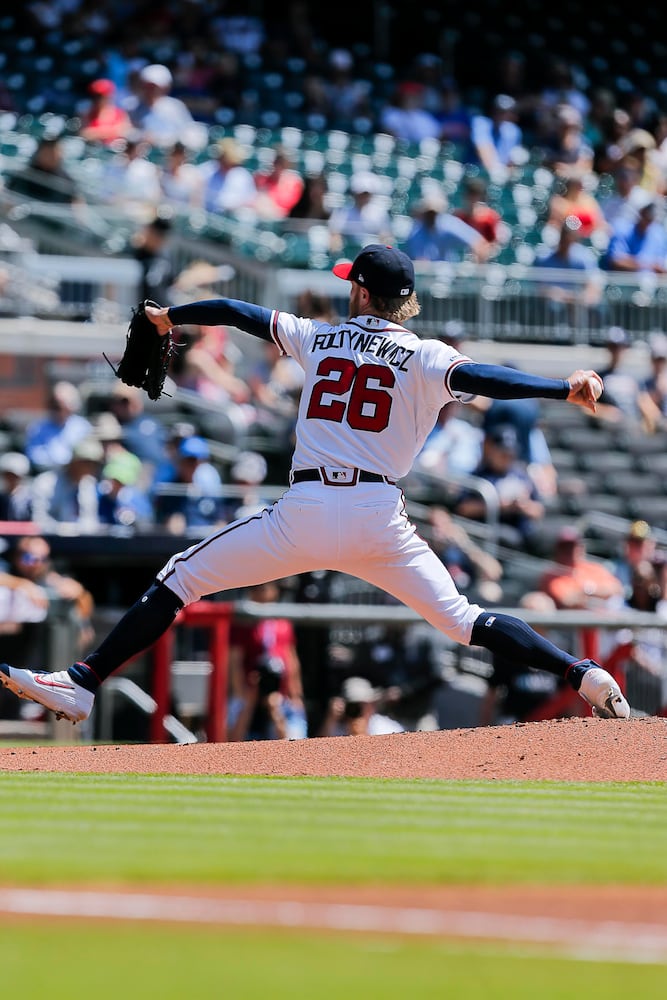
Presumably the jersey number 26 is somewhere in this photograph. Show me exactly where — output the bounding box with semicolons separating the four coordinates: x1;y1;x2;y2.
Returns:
306;358;395;433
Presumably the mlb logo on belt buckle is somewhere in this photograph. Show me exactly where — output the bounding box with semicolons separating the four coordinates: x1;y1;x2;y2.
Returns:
320;467;359;486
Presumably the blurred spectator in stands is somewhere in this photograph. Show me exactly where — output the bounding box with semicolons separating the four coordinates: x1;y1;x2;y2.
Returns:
601;189;667;275
612;519;657;601
598;157;647;226
582;87;617;154
0;452;33;522
318;675;404;737
97;450;153;530
78;78;132;146
593;325;661;432
540;103;595;178
198;137;257;217
169;322;253;438
546;172;610;242
468;94;526;182
131;212;176;304
228;579;307;741
5;135;83;209
153;434;224;535
4;534;95;655
454;424;546;550
641;331;667;430
619;128;665;196
426;505;503;606
31;436;103;532
536;57;591;129
379;80;442;144
479;388;558;501
253;146;305;221
158;140;203;209
409;53;448;115
225;450;272;522
478;591;567;725
413;400;483;481
106;383;169;470
533;216;606;330
404;190;491;263
321;48;373;129
286;171;332;228
592;107;633;176
650;112;667;189
435;77;473;157
129;63;207;152
153;421;220;493
327;170;394;254
101;132;162;222
452;176;503;256
24;380;93;472
295;289;339;325
538;525;625;663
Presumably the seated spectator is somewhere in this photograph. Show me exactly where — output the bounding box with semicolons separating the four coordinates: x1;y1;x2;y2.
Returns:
436;77;473;156
152;435;224;535
413;400;483;480
106;383;169;471
225;450;272;522
594;325;661;431
286;171;332;229
3;534;95;656
253;146;305;221
538;525;625;663
598;156;647;226
327;170;394;255
228;579;307;741
480;391;558;500
128;63;208;152
427;506;503;605
321;48;373;129
611;519;657;601
452;176;503;255
641;331;667;430
454;424;546;550
468;93;526;181
619;128;665;197
153;421;222;493
592;107;633;177
533;216;606;330
5;135;83;209
546;172;610;242
601;190;667;275
30;437;104;531
0;451;33;522
197;137;257;217
78;78;132;146
24;380;94;472
379;80;443;144
540;103;595;178
97;451;154;529
404;190;491;263
101;133;162;223
318;675;404;737
158;141;204;209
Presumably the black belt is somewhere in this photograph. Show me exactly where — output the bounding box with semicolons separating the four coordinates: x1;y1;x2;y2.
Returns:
291;468;395;486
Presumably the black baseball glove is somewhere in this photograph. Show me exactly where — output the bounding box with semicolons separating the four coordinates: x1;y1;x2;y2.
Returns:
108;300;174;401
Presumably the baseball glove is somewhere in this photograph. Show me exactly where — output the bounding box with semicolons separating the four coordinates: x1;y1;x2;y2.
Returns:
108;300;174;401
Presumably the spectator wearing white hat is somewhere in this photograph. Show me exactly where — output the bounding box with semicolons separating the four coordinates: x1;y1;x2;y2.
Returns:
404;189;491;263
318;675;405;737
0;452;33;522
129;63;207;151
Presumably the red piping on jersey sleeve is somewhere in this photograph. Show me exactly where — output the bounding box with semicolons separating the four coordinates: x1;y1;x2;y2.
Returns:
270;310;288;355
444;355;473;397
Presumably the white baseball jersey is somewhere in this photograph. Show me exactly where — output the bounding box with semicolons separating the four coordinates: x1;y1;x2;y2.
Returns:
158;310;485;647
271;312;473;480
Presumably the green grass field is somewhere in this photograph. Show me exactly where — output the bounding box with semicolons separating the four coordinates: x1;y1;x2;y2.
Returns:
0;773;665;998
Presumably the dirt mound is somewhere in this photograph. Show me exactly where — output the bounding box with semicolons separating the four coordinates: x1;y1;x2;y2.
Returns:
1;716;665;780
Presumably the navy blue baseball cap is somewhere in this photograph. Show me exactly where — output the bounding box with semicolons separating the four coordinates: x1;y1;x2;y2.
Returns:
333;244;415;298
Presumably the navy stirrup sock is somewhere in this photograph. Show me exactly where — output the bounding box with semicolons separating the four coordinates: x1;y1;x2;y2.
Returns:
68;581;184;690
470;611;584;686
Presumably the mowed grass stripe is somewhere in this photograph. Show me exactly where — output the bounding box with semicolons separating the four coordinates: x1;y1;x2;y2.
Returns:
1;774;666;885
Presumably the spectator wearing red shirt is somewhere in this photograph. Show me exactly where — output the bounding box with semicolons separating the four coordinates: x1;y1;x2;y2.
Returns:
453;176;503;253
253;147;305;221
228;580;307;740
78;79;132;146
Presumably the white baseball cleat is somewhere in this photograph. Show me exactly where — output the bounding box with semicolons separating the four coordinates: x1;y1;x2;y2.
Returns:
0;665;94;723
578;666;630;719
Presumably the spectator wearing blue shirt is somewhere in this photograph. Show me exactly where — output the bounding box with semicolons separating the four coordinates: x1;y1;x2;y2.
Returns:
469;94;526;181
534;215;606;328
601;191;667;275
24;381;93;472
152;435;224;535
404;191;491;263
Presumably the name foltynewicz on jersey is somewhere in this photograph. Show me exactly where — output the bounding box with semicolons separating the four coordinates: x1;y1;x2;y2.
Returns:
312;329;414;372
